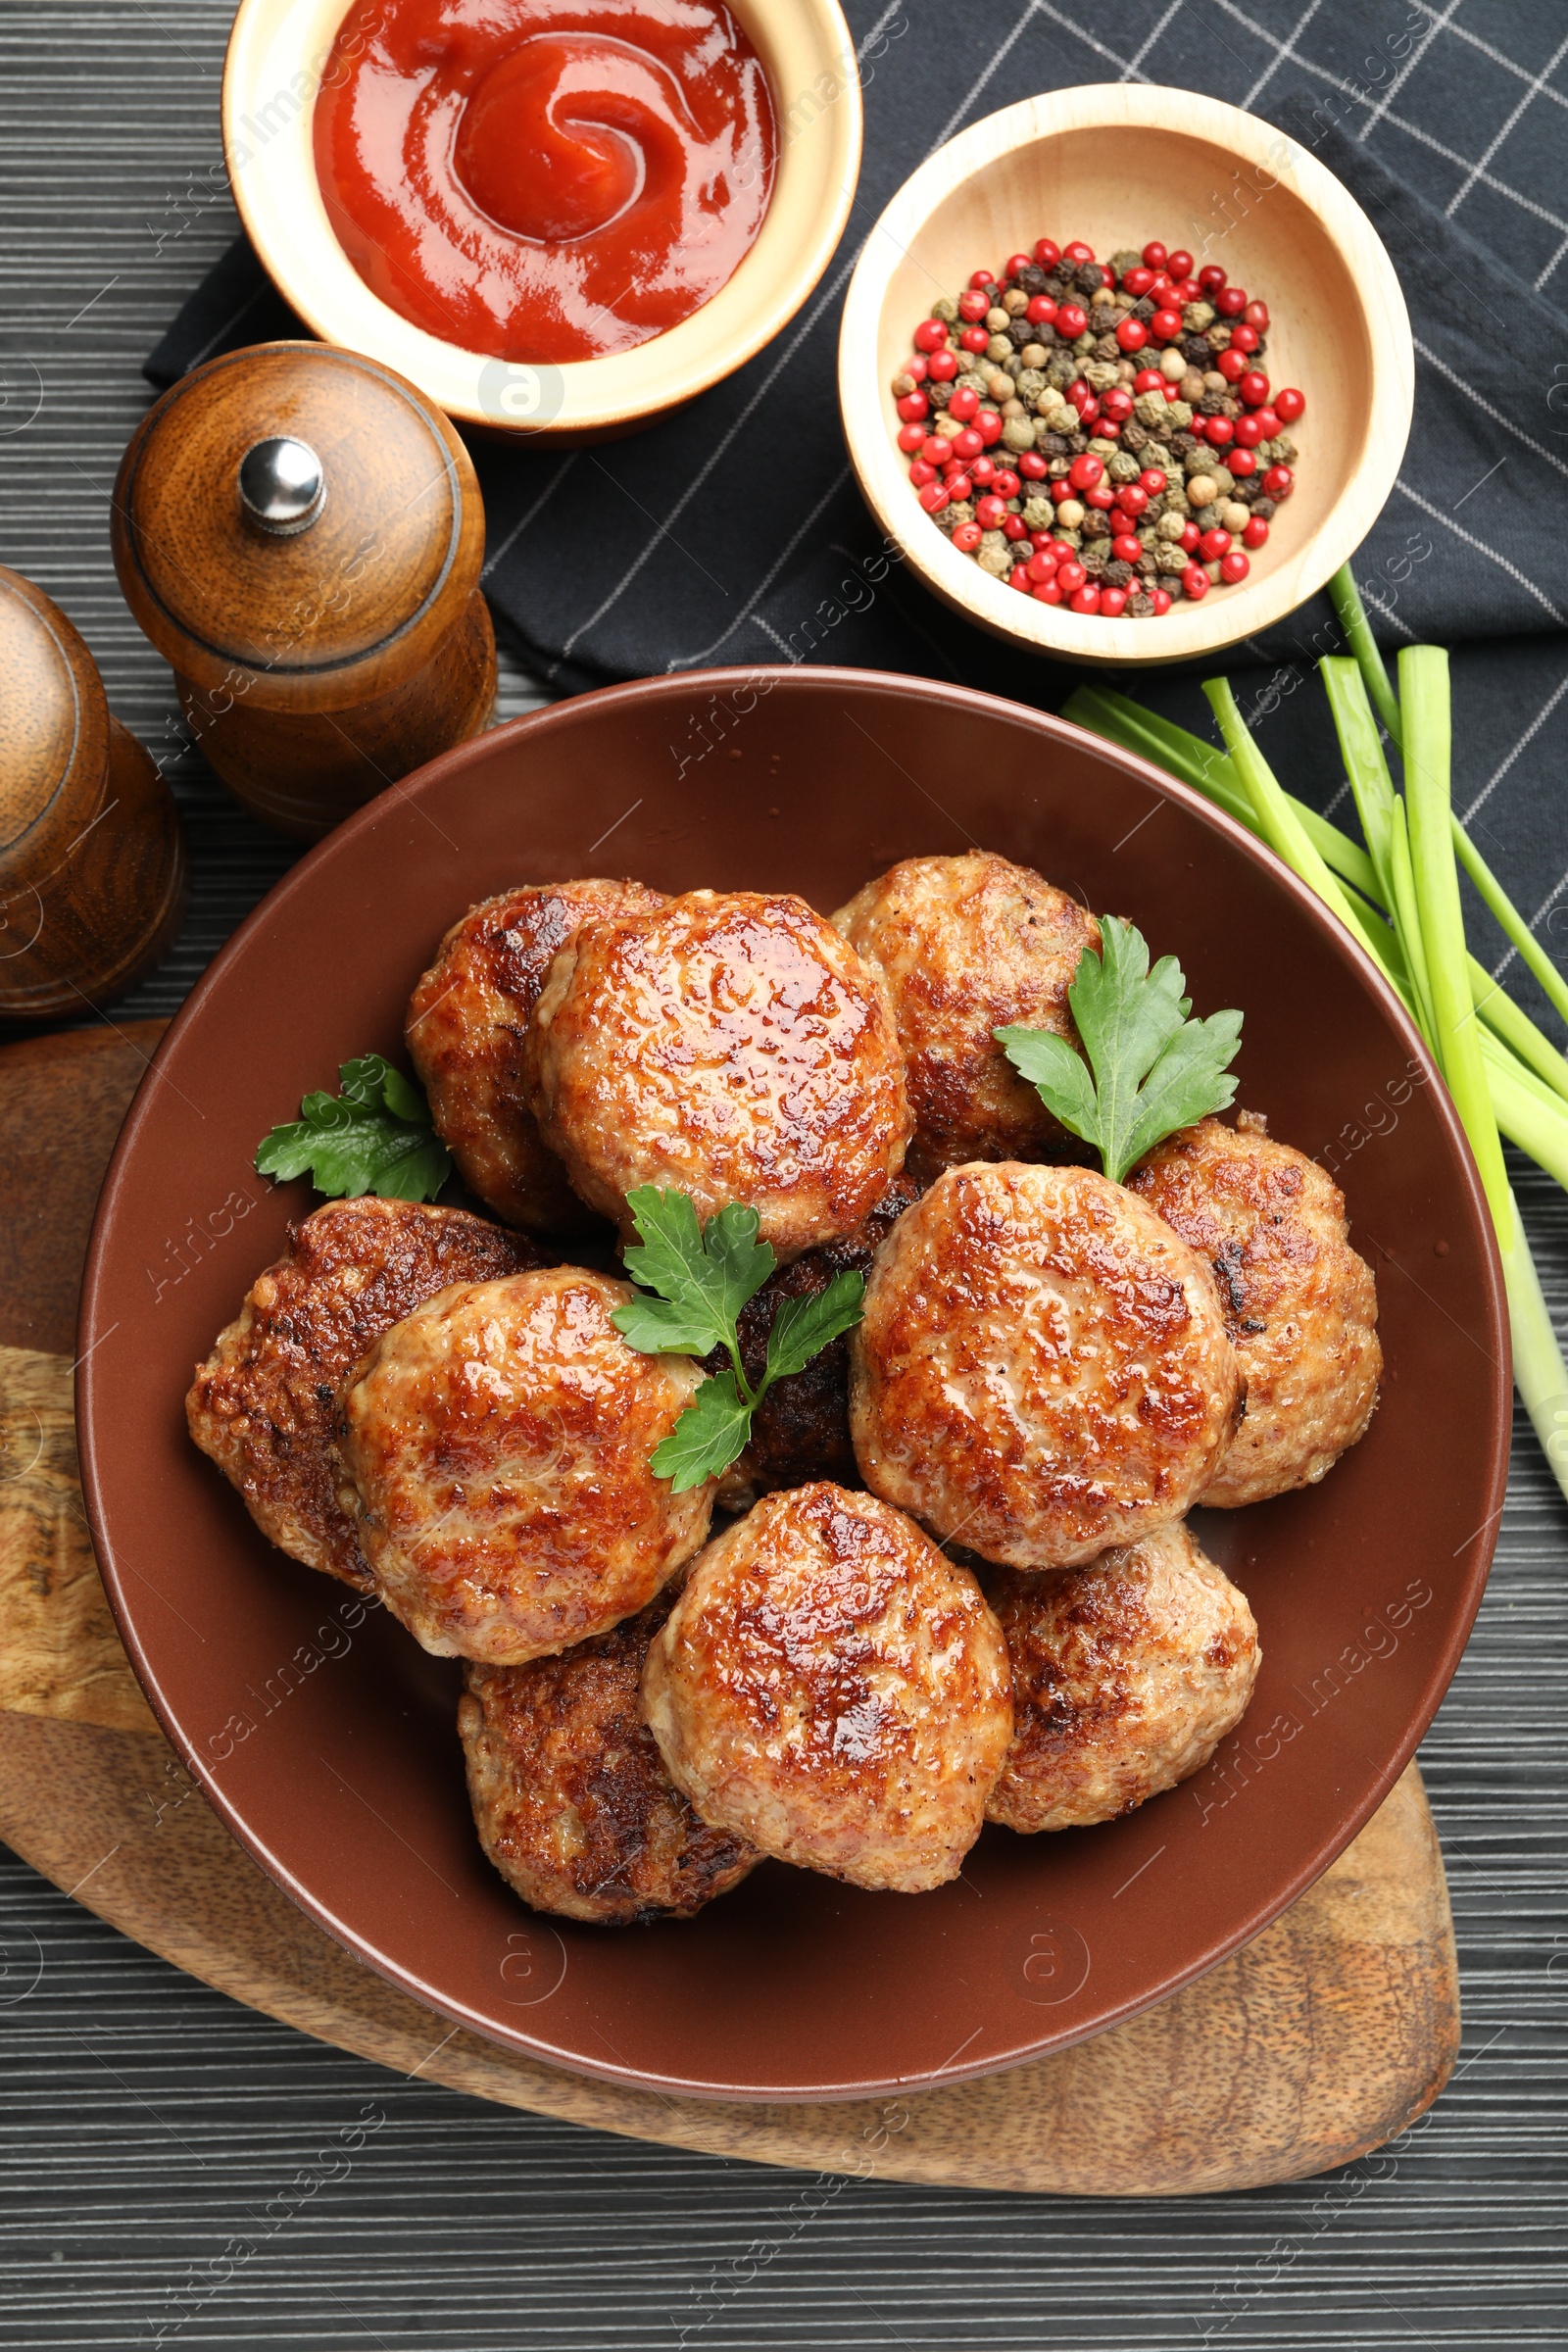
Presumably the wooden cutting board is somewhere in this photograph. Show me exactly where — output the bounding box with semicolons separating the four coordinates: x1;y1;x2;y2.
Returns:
0;1022;1461;2195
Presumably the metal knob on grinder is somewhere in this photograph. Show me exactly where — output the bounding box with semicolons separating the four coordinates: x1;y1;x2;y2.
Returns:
112;341;497;841
238;436;325;534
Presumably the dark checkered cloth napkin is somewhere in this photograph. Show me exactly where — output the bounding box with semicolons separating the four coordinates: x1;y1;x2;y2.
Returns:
145;1;1568;1018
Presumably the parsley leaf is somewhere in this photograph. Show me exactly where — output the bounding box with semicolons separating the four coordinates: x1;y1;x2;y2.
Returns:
612;1189;866;1493
997;915;1243;1185
255;1054;452;1202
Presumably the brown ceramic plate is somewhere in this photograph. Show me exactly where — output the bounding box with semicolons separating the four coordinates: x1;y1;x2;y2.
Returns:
78;668;1508;2103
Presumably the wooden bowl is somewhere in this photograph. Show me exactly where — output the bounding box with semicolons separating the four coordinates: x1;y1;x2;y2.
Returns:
76;668;1506;2104
222;0;859;441
838;85;1414;668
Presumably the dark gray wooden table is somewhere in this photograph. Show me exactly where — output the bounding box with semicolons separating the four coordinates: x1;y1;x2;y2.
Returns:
1;3;1565;2344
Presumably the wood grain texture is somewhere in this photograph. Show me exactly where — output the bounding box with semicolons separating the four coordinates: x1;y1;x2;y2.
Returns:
112;344;497;838
0;1019;1460;2192
0;569;187;1017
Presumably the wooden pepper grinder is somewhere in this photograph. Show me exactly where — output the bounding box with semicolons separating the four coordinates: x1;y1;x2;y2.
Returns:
112;342;497;841
0;565;187;1020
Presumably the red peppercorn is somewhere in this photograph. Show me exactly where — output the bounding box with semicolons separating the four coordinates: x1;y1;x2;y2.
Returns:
1182;563;1209;600
1026;549;1058;582
1033;578;1063;604
1064;239;1096;264
1117;484;1149;516
971;453;998;484
906;355;928;382
907;459;935;486
1050;477;1074;504
975;411;1004;447
1003;514;1027;541
1101;388;1134;422
1200;526;1231;559
1251;407;1280;440
1017;450;1048;478
1204;416;1235;447
952;520;983;553
1215;286;1247;318
1228;448;1257;477
1051;539;1077;562
1219;549;1250;583
1111;533;1142;563
993;467;1021;499
968;270;993;290
1025;295;1057;325
1229;322;1259;354
1056;303;1088;340
1057;559;1087;593
1068;452;1104;491
1217;349;1247;383
944;472;972;503
1009;564;1032;592
1133;368;1165;393
919;433;947;465
913;318;949;353
975;493;1006;529
1115;316;1149;353
1099;420;1121;441
896;390;928;422
1028;528;1053;550
918;481;949;514
1233;414;1264;449
1034;237;1060;269
1151;308;1184;343
1079;398;1101;427
1199;264;1226;294
1085;484;1116;510
1179;520;1201;554
898;422;926;453
1004;252;1032;281
1166;249;1194;280
1274;387;1305;423
1122;267;1154;298
926;348;958;382
953;426;984;461
1099;586;1129;617
1242;516;1269;549
1263;464;1294;497
957;290;989;322
1142;240;1167;269
1139;467;1167;495
1151;587;1172;614
1244;300;1269;331
1238;369;1269;408
1069;584;1101;613
959;325;990;354
947;385;979;422
1067;377;1092;409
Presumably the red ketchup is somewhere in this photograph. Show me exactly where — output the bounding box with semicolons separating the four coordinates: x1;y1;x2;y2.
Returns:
313;0;777;365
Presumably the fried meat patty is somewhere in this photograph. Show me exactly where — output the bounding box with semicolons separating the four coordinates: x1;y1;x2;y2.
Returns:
337;1267;713;1661
1129;1113;1381;1507
850;1162;1242;1569
406;878;666;1234
460;1583;759;1925
715;1180;923;1506
833;850;1101;1177
525;890;911;1258
186;1199;535;1590
985;1522;1259;1832
642;1484;1012;1892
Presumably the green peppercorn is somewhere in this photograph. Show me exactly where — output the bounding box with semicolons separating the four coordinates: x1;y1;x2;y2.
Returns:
1107;450;1141;483
932;296;957;321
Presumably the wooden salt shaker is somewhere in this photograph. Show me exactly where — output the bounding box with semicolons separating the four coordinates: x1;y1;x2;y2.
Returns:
0;565;186;1020
112;342;497;841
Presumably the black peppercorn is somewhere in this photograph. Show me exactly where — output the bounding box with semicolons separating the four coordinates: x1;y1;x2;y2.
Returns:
1094;333;1121;363
1198;392;1227;416
1066;429;1089;454
1183;333;1212;366
1016;264;1047;295
1081;513;1111;544
1131;296;1156;323
1251;496;1277;520
928;381;952;409
1122;420;1150;454
1127;590;1155;617
1170;429;1199;457
1104;559;1134;587
1040;431;1070;457
1008;318;1033;349
1081;543;1109;577
1076;262;1105;295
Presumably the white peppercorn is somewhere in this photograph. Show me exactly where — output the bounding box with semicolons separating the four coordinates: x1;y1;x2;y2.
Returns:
986;307;1009;332
1187;474;1218;508
1220;500;1250;533
1159;348;1186;382
1055;498;1086;529
987;334;1012;365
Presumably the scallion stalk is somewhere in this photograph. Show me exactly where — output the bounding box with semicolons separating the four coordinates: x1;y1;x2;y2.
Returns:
1328;564;1402;746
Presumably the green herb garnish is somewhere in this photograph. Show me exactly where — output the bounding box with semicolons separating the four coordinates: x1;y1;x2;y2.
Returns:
255;1054;452;1202
611;1187;865;1493
997;915;1242;1186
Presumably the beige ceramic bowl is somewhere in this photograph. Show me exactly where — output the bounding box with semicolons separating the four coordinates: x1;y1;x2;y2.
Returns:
839;84;1414;668
223;0;860;438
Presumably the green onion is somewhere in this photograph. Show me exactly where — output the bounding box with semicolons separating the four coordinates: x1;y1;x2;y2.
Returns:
1328;564;1402;745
